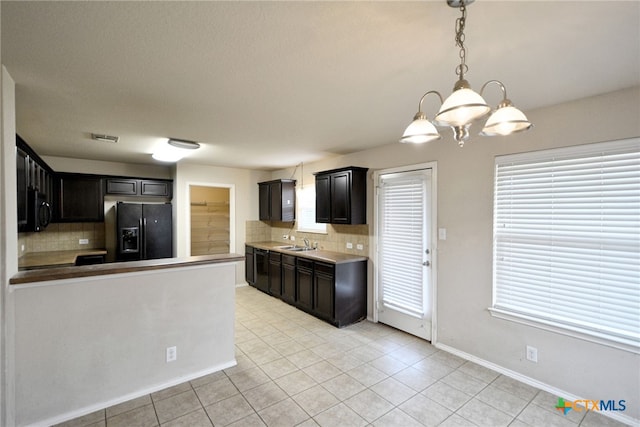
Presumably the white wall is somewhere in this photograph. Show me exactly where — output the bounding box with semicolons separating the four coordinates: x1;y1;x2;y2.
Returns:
174;162;270;282
12;262;237;426
274;87;640;422
1;66;17;427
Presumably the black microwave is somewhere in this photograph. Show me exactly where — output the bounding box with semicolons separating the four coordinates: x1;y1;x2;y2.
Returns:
27;189;52;232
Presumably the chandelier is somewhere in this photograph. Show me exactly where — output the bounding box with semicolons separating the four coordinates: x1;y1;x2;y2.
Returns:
400;0;532;147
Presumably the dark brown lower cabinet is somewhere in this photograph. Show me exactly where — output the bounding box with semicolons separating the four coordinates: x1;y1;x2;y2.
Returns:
269;252;282;296
282;255;296;304
296;257;367;328
245;245;255;285
296;258;314;311
245;245;367;328
314;262;335;322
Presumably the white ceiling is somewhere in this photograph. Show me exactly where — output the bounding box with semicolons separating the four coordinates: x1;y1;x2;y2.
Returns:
2;1;639;170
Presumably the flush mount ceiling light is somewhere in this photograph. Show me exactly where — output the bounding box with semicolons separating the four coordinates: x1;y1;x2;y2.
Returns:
152;138;200;162
400;0;532;147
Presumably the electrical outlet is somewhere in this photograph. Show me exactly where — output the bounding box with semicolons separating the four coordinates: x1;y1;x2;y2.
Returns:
346;242;353;249
356;244;364;250
166;346;177;363
290;236;296;241
526;345;538;363
79;238;89;245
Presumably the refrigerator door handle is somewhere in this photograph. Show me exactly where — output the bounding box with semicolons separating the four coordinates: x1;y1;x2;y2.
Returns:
141;218;146;259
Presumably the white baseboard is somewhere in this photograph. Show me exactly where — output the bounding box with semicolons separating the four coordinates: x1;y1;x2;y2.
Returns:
36;359;237;427
435;343;637;426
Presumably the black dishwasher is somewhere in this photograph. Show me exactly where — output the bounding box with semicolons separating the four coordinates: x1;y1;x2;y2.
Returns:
254;248;269;293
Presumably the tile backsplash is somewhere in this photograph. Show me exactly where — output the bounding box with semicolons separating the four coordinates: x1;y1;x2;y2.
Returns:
19;223;105;256
246;220;369;255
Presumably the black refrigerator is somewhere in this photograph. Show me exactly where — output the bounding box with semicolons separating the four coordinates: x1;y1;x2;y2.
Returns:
116;202;172;261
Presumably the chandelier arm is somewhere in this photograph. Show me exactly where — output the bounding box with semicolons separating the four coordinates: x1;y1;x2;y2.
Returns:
417;90;444;113
480;80;507;99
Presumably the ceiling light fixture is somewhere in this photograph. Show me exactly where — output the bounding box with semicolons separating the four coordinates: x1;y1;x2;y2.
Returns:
400;0;532;147
152;138;200;162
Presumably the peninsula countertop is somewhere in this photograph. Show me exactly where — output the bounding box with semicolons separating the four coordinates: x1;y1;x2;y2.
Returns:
246;241;367;264
10;253;245;285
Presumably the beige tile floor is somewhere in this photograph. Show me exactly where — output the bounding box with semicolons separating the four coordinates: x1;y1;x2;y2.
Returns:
57;286;627;427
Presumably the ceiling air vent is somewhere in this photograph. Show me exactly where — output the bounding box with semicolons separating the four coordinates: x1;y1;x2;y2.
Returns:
91;133;119;143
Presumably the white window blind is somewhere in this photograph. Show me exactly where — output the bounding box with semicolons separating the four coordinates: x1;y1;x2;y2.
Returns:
296;185;326;234
492;138;640;349
379;171;426;317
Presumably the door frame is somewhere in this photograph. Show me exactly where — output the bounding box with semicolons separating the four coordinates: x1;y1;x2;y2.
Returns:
185;182;235;256
372;161;438;344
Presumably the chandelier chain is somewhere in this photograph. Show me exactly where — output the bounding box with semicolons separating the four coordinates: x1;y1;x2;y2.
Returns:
455;4;468;78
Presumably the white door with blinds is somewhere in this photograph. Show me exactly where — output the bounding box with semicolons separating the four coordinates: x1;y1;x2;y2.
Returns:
377;167;433;341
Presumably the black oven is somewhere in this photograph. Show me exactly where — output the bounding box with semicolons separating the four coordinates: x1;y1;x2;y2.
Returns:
27;189;52;232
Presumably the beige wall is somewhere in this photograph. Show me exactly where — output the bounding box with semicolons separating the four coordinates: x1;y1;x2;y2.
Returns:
271;86;640;422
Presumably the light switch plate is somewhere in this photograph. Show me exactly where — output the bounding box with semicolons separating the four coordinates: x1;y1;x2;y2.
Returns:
79;239;89;245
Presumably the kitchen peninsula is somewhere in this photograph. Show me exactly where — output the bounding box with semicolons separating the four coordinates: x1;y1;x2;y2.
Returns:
9;253;243;426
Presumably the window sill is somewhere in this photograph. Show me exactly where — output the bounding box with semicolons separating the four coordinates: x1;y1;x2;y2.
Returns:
488;307;640;355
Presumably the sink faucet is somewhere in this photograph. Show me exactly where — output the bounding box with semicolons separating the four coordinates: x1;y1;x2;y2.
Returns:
303;237;310;248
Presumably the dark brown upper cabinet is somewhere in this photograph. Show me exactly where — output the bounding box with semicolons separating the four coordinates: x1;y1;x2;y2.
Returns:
54;173;104;222
105;178;173;199
16;135;55;231
314;166;368;225
259;179;296;222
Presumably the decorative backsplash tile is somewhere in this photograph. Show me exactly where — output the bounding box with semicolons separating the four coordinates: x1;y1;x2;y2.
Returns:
246;220;369;255
19;223;106;255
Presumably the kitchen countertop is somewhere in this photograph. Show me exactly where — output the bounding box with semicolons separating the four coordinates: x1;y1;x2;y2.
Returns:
247;241;367;264
10;253;245;285
18;249;108;270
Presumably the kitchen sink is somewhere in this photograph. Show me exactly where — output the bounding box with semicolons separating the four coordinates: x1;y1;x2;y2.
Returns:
276;245;316;252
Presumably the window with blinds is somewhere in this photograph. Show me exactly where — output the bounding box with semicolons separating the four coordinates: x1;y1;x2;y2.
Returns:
491;138;640;350
379;170;428;317
296;185;327;233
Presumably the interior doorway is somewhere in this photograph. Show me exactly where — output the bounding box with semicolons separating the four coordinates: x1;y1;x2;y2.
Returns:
374;163;437;341
189;185;230;256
